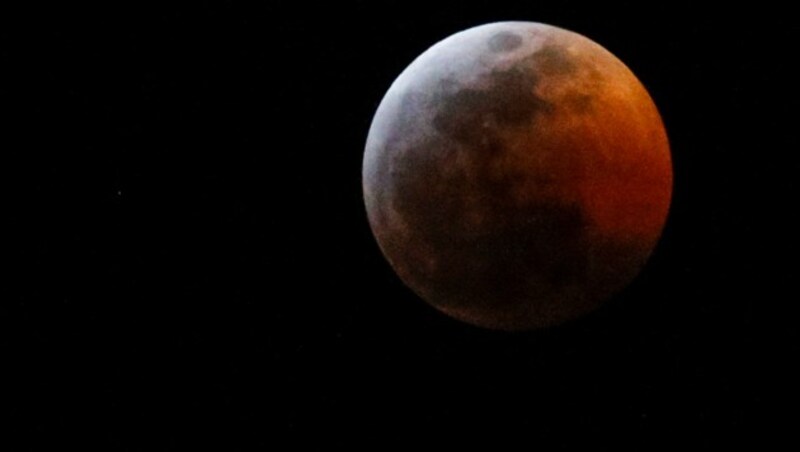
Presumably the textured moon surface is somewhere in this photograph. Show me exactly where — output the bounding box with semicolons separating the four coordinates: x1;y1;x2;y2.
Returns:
363;22;672;331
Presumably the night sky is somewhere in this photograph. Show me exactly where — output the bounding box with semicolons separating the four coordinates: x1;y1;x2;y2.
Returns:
5;2;798;449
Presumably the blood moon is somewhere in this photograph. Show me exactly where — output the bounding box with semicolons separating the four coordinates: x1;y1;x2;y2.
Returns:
363;22;672;331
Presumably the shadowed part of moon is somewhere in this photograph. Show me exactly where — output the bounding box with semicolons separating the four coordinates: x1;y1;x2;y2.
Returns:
363;22;672;331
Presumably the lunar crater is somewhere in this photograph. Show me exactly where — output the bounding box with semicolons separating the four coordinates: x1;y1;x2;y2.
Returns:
488;32;523;53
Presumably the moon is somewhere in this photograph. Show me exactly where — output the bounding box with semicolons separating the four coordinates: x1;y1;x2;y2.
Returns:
363;22;672;331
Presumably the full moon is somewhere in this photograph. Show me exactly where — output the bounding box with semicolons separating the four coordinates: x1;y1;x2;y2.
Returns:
363;22;672;331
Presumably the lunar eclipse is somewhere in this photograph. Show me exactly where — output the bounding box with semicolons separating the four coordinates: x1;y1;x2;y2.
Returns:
363;22;672;331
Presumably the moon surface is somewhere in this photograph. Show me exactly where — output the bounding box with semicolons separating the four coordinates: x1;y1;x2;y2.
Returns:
363;22;672;331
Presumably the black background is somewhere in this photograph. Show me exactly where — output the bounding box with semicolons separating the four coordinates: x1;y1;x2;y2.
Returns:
4;2;797;449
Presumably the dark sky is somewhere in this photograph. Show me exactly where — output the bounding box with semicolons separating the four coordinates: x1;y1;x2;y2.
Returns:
4;2;797;449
